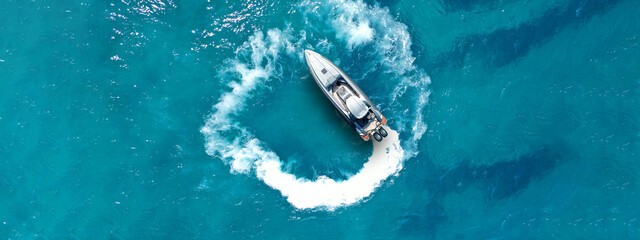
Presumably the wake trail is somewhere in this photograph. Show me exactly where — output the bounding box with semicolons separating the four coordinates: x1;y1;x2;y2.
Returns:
200;0;430;210
255;128;404;209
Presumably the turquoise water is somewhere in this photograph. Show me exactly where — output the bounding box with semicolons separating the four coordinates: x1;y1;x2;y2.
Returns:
1;0;639;238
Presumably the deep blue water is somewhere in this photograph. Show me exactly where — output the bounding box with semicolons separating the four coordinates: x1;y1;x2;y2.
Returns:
1;0;639;238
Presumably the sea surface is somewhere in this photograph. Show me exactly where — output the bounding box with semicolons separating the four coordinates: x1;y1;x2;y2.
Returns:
1;0;639;238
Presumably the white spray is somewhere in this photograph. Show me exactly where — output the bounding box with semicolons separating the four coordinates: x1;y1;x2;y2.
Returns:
201;0;430;210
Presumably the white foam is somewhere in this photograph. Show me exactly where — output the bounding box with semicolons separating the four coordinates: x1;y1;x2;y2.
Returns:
201;29;298;174
201;0;431;210
301;0;431;154
200;28;406;209
334;13;374;47
255;129;403;209
302;0;419;74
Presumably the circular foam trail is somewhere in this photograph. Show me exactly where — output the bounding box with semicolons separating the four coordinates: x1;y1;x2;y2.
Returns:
254;128;404;209
201;0;430;210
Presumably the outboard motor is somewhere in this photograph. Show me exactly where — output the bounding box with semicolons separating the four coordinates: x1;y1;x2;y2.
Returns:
373;132;383;142
378;127;388;137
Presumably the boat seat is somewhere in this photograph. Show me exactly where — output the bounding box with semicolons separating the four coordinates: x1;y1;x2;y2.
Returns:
345;96;369;119
336;85;353;102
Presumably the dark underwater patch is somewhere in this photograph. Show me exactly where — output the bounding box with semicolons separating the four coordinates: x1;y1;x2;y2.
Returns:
428;0;621;70
395;144;566;237
439;145;562;200
473;147;559;199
